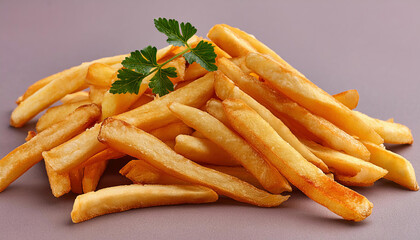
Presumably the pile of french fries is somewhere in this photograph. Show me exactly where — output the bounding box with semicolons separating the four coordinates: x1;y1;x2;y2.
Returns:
1;24;417;223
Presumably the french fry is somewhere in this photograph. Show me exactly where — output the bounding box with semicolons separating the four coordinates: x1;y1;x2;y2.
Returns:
354;111;413;144
98;118;289;207
333;90;359;110
166;57;186;84
363;142;418;190
245;52;383;144
89;85;108;105
60;91;90;104
223;98;373;221
71;184;218;223
209;24;302;77
184;62;208;81
10;54;126;127
80;148;125;169
301;139;387;186
36;100;91;132
16;73;59;104
121;160;262;188
44;73;215;173
120;160;188;185
69;167;84;194
169;102;291;194
149;122;193;141
215;72;329;172
0;104;100;192
127;94;154;110
25;131;37;141
85;63;116;88
174;135;239;166
218;58;370;160
82;160;108;193
205;99;231;127
191;131;206;138
45;163;71;198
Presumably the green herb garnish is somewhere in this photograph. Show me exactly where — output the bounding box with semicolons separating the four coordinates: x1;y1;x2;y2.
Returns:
110;18;218;96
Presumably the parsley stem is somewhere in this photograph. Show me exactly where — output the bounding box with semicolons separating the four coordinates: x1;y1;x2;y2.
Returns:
144;47;190;79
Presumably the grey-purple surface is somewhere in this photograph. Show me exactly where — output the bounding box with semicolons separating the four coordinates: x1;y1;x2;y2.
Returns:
1;0;419;239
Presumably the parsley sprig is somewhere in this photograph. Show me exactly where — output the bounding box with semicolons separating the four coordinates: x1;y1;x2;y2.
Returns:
110;18;218;96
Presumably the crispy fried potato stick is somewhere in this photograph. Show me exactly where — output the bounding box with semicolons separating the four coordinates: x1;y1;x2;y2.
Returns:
215;72;329;172
169;102;291;194
98;118;288;207
120;160;188;185
174;135;239;166
223;98;373;221
149;122;193;141
36;100;91;132
45;163;71;198
80;148;125;168
363;142;418;191
245;52;383;144
333;90;359;110
60;91;90;104
0;104;100;192
191;131;206;138
121;160;262;188
301;139;387;186
166;57;186;84
354;111;413;144
128;94;154;110
71;184;219;223
218;58;369;160
16;73;60;104
44;73;215;173
82;160;108;193
69;167;84;194
184;62;208;81
85;63;116;88
205;98;231;127
89;85;108;105
11;55;126;127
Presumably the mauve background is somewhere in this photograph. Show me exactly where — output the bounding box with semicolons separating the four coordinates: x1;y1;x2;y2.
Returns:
1;0;419;239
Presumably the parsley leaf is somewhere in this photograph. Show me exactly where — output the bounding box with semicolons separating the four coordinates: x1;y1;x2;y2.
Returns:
122;46;158;75
111;69;144;94
148;67;177;96
184;41;218;72
154;18;197;47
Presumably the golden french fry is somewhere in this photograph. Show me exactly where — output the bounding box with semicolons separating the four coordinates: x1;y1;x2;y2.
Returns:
16;73;60;104
174;135;239;166
166;57;186;84
354;111;413;144
71;184;219;223
60;91;90;104
301;139;387;186
363;142;418;190
245;52;383;145
89;85;108;105
184;62;208;81
218;58;370;160
80;149;125;169
85;63;116;87
205;98;231;127
149;122;193;141
223;98;373;221
10;54;126;127
120;160;188;185
121;160;262;189
36;100;91;132
69;167;84;194
44;73;215;173
169;102;291;194
98;118;288;207
82;160;108;193
210;24;301;77
191;131;206;138
215;72;329;172
45;163;71;198
128;94;154;110
333;90;359;110
0;104;100;192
